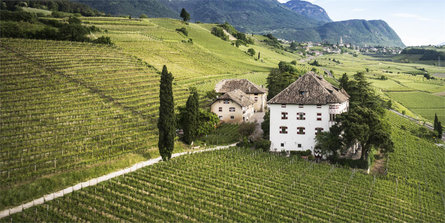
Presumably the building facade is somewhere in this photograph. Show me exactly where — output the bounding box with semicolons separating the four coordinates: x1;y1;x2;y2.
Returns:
215;79;267;112
268;72;349;153
210;89;255;123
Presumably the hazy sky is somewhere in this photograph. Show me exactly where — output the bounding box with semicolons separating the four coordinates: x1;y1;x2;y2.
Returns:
278;0;445;46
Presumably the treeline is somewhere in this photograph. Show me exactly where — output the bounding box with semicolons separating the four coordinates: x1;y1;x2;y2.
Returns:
211;22;254;47
401;48;445;60
1;0;104;16
0;10;111;44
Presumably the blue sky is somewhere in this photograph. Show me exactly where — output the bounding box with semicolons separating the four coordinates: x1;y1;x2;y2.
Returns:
278;0;445;46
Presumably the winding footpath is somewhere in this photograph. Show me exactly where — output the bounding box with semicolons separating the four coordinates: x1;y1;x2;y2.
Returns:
0;143;237;219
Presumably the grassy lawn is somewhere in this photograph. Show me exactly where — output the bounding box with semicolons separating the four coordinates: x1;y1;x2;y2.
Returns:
316;53;445;123
386;91;445;121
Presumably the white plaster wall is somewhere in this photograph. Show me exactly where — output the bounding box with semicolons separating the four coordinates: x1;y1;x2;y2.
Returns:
211;100;244;123
269;104;332;152
243;105;255;122
247;93;267;112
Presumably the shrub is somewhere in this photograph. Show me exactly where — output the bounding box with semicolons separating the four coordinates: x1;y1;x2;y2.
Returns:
254;139;271;152
176;27;188;36
262;33;282;49
93;36;113;45
330;157;368;169
51;11;64;18
247;48;256;57
0;10;36;22
309;60;321;66
238;122;256;138
290;150;312;156
211;26;228;40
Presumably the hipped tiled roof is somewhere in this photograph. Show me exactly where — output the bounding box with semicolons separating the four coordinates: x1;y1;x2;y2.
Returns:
268;72;349;105
215;89;255;107
215;79;267;94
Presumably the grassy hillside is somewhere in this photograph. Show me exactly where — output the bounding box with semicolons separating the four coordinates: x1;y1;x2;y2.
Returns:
73;0;322;33
81;17;300;91
313;53;445;123
1;16;444;215
0;17;301;208
7;112;445;222
73;0;404;47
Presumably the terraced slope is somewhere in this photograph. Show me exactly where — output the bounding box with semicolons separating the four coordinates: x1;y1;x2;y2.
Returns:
7;113;445;222
2;35;268;187
0;39;164;186
81;17;300;90
0;17;302;207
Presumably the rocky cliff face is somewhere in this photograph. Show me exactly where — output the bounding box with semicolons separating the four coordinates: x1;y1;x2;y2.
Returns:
283;0;332;23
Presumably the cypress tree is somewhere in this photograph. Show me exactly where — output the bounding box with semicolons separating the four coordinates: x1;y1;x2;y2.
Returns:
434;113;439;132
158;65;175;161
183;88;199;144
339;73;349;90
438;122;443;139
180;8;190;22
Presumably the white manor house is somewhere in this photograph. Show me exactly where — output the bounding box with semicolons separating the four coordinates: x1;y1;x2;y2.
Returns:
268;72;349;153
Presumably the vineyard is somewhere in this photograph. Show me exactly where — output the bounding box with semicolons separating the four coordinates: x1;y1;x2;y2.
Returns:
0;37;246;196
1;15;445;221
5;112;445;222
0;17;299;188
0;16;302;208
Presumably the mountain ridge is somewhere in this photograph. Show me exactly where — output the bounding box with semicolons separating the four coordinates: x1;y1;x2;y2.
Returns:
283;0;332;23
73;0;404;47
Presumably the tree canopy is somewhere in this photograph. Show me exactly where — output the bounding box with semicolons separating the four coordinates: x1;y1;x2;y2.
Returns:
180;8;190;22
316;72;394;165
266;61;308;100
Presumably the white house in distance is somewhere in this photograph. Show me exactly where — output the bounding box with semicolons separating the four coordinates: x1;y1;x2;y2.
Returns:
215;79;267;112
268;72;349;153
210;89;255;123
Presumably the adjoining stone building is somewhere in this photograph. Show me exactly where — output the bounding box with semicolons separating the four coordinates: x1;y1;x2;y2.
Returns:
215;79;267;112
210;89;255;123
268;72;349;153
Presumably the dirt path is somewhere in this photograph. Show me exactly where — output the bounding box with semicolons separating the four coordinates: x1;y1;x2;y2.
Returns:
370;153;386;175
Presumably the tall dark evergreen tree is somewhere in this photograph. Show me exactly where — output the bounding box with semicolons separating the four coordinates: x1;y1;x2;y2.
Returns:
261;110;270;139
158;65;175;161
438;122;443;139
183;88;199;144
339;73;349;90
434;113;439;132
180;8;190;22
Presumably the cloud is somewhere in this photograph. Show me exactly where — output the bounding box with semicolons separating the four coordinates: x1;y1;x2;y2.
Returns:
393;13;435;22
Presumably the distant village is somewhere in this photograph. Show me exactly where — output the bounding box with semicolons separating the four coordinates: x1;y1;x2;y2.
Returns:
279;36;403;56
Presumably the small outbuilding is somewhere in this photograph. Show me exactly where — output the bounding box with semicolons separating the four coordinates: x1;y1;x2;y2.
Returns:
215;79;267;112
210;89;255;123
